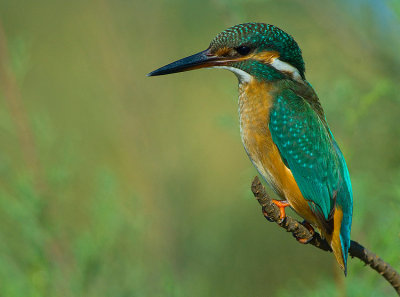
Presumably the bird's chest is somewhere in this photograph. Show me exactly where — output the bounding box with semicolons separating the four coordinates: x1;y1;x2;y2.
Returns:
238;79;316;224
238;80;282;194
238;80;274;149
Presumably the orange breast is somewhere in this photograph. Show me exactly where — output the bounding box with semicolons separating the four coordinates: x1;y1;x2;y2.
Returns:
239;79;317;224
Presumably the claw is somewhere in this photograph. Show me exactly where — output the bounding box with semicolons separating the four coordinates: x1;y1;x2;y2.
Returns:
293;220;315;244
296;237;312;244
271;199;290;220
301;220;315;236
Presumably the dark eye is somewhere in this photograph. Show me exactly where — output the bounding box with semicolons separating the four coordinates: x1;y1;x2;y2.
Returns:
235;45;251;55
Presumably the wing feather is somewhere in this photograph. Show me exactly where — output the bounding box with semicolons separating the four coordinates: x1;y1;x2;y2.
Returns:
269;88;341;229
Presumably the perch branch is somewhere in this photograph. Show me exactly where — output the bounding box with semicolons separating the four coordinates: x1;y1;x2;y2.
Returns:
251;176;400;296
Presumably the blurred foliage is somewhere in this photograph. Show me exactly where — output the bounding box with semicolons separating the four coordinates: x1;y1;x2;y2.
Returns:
0;0;399;296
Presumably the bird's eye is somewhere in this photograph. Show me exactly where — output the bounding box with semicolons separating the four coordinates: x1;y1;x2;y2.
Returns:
235;46;251;55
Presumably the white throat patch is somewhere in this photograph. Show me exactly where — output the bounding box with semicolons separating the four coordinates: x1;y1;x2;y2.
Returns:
210;66;252;83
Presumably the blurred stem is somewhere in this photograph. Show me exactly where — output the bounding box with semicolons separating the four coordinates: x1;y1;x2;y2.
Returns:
0;19;45;193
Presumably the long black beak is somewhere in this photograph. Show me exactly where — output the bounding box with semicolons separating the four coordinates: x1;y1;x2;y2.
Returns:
147;49;222;77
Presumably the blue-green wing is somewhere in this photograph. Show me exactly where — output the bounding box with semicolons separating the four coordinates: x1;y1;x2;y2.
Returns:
270;89;341;225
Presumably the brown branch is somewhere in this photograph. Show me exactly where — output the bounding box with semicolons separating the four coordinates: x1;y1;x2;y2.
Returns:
251;176;400;296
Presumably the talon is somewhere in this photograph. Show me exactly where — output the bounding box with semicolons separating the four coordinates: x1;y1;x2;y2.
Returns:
271;199;290;220
262;205;274;222
296;237;312;244
293;221;315;244
277;216;286;224
301;220;315;236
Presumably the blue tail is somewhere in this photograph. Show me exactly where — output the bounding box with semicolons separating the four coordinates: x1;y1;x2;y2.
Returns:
333;140;353;275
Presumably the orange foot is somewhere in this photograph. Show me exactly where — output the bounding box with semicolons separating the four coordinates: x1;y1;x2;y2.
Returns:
295;220;315;244
271;199;290;221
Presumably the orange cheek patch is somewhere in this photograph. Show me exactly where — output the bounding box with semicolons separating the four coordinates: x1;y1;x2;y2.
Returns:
213;49;280;65
251;51;280;64
214;47;233;56
223;50;280;63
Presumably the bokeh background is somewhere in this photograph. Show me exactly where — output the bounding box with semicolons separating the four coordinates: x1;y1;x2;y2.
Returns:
0;0;399;296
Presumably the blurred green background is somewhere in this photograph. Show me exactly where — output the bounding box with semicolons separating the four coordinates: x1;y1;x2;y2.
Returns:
0;0;399;296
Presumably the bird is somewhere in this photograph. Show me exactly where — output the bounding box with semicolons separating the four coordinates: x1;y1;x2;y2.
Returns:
148;23;353;275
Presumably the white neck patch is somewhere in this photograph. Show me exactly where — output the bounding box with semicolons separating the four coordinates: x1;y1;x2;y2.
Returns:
211;58;302;83
270;58;302;82
210;66;252;83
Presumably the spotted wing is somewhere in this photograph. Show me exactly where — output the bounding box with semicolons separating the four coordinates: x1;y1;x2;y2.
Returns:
269;88;341;229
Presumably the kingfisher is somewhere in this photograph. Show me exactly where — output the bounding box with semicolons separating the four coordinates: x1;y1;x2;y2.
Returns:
148;23;353;275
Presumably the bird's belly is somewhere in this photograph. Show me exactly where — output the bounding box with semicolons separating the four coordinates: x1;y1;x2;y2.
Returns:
239;80;316;224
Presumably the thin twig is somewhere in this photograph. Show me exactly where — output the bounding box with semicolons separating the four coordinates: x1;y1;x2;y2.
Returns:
251;176;400;296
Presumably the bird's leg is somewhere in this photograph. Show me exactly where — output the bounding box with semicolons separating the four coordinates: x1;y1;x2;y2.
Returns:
271;199;290;220
295;220;315;244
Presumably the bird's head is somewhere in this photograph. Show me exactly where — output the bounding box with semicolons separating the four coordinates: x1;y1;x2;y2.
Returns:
148;23;305;83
